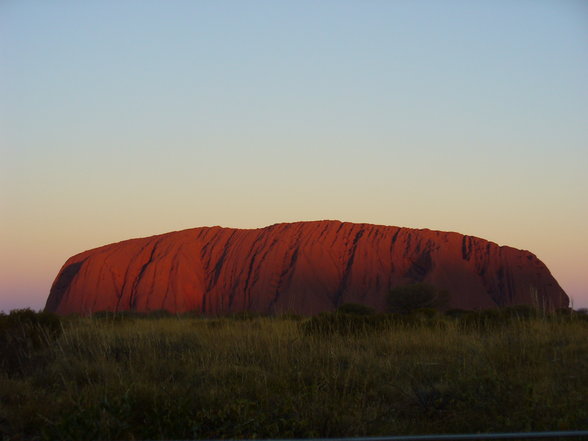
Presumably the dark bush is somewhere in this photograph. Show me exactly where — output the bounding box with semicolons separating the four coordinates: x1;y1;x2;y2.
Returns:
462;309;496;329
179;309;205;319
387;283;450;314
276;312;304;321
300;312;386;336
144;309;175;319
445;308;469;319
394;308;446;329
0;308;62;375
91;310;137;323
501;305;539;320
224;311;265;321
336;303;375;315
457;309;509;332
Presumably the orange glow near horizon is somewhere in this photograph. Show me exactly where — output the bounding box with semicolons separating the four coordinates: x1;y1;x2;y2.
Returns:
1;1;586;311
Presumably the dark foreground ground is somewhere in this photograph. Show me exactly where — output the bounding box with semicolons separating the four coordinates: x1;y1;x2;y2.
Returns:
1;308;587;440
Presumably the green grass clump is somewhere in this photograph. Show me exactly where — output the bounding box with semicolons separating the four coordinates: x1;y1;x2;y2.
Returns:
0;309;587;440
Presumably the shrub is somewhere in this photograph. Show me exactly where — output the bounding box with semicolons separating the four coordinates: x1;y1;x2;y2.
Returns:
91;310;137;323
276;312;304;321
387;283;449;314
445;308;469;319
457;309;511;332
501;305;539;320
336;303;375;315
299;312;385;336
392;308;447;329
144;309;175;319
0;309;62;374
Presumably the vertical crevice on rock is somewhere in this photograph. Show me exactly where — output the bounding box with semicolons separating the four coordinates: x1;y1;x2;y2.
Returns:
333;228;365;306
462;236;472;261
129;241;158;310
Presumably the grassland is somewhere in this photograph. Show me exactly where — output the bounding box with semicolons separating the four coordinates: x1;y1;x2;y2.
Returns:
1;308;587;440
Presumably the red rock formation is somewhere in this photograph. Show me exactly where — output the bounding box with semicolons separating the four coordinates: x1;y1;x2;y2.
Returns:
45;221;568;315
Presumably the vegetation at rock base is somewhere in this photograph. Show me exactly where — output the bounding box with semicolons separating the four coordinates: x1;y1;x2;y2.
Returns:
387;282;450;314
1;308;587;440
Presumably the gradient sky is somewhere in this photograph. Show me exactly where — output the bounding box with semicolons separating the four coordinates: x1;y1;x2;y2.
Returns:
1;0;587;312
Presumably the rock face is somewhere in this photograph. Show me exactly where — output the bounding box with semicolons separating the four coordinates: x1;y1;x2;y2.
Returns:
45;221;568;315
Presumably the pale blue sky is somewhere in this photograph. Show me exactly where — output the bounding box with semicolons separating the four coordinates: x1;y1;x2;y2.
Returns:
1;0;587;311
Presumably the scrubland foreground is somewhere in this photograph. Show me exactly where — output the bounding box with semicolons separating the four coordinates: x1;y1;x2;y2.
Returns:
1;308;587;440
